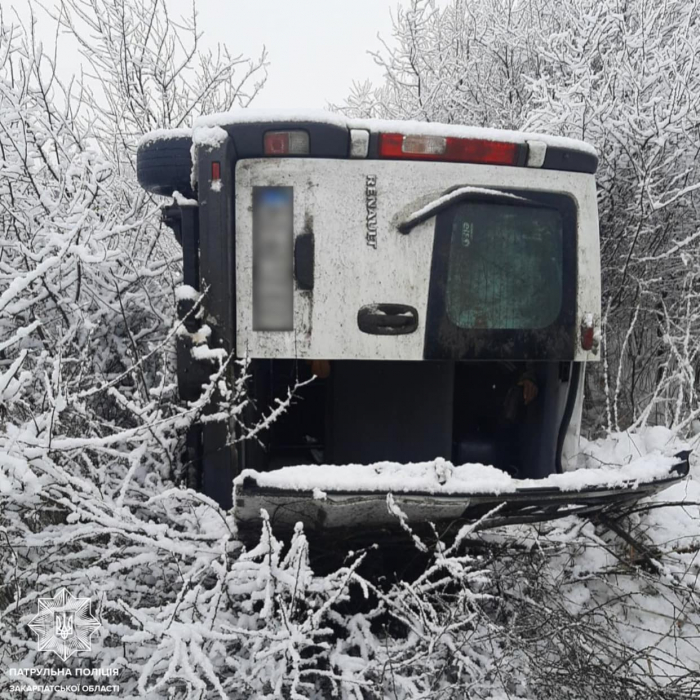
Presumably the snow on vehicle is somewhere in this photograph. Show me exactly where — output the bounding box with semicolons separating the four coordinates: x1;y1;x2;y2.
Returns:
136;110;689;542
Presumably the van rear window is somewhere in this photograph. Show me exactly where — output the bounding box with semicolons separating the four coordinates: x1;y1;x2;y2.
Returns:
446;202;563;330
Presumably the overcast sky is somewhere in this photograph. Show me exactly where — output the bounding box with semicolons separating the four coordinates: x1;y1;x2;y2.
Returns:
177;0;406;109
10;0;412;111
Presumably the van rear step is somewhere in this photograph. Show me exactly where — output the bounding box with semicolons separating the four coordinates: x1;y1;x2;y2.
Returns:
234;454;690;547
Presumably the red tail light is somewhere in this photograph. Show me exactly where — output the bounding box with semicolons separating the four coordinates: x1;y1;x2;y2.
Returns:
264;130;310;155
581;320;596;351
378;133;521;166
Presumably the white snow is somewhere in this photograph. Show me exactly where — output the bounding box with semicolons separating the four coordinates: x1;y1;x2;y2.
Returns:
577;425;689;471
193;108;597;156
195;108;349;130
234;443;681;496
644;477;700;548
192;125;228;149
175;284;198;301
191;345;227;362
137;127;192;148
137;125;226;197
190;324;212;345
172;190;197;206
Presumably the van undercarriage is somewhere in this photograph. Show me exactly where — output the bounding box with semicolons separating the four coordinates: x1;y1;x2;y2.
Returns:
245;359;574;480
234;358;688;544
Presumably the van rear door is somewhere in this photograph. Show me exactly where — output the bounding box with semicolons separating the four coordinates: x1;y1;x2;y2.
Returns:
234;158;598;361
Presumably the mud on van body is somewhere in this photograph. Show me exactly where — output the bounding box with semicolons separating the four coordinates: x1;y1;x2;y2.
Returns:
137;111;688;540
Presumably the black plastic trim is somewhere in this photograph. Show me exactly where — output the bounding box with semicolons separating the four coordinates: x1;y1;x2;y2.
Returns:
367;132;381;159
357;304;419;335
222;121;349;159
555;361;581;474
542;146;598;174
294;232;314;290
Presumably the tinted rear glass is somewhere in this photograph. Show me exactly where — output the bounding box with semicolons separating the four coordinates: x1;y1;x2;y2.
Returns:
446;202;563;329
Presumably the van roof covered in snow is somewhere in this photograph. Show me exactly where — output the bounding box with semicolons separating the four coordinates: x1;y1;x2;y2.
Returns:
138;109;598;175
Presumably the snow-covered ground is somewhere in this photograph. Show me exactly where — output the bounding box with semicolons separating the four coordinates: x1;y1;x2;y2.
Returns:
479;428;700;690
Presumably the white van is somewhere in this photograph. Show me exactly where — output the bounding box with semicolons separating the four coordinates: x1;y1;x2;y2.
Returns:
137;111;687;540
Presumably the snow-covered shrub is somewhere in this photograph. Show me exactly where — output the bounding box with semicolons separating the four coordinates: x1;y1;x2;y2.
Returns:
0;0;267;505
3;386;699;699
0;0;264;693
522;0;700;436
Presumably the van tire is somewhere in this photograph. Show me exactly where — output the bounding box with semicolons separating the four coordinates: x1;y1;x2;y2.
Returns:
137;135;195;199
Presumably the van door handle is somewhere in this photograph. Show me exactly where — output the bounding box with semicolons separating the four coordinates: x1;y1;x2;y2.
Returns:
357;304;418;335
294;232;314;290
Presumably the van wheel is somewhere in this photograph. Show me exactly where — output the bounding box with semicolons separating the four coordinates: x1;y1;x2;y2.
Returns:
137;134;195;199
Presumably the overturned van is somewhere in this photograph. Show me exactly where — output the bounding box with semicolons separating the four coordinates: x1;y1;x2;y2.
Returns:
137;111;688;541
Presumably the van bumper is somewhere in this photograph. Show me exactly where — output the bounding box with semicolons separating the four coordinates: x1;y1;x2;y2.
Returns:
234;453;690;546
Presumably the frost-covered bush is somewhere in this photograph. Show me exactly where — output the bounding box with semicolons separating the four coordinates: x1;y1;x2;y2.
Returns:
0;0;269;478
0;0;264;693
2;452;699;699
0;0;266;511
